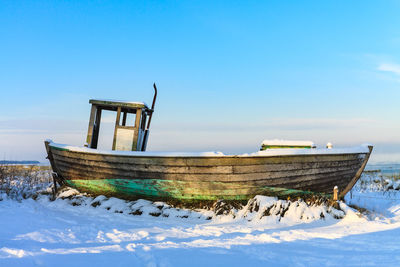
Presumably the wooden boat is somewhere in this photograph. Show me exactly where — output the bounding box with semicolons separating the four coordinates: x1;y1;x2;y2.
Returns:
45;84;373;202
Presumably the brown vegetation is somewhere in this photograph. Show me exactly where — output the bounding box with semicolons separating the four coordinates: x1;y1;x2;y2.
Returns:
0;164;52;200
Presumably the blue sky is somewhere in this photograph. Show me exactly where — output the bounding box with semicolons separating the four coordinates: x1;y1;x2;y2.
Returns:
0;1;399;162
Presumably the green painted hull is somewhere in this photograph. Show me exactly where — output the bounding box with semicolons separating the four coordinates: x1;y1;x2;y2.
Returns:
65;179;321;201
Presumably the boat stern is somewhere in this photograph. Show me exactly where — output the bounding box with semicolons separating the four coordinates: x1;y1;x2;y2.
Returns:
44;140;64;185
340;144;373;197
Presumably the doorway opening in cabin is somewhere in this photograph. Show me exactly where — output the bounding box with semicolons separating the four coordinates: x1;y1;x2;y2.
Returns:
96;110;137;150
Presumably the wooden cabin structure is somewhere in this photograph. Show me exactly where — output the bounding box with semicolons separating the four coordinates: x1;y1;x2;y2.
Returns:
85;100;152;151
85;83;157;152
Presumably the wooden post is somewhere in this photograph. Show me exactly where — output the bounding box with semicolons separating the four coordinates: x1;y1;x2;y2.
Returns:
91;107;102;149
122;111;127;126
52;172;58;200
140;113;148;151
112;107;122;150
141;113;147;130
86;105;97;146
132;108;142;151
333;186;339;201
134;109;142;128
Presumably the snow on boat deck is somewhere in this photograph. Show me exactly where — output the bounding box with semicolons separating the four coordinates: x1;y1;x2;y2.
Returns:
47;140;371;157
261;139;315;146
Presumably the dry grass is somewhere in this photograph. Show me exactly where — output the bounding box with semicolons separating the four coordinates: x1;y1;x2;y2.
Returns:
356;171;400;193
0;164;52;200
384;172;400;181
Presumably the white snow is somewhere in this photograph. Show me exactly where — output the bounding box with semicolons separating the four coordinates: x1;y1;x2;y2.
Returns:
57;188;81;198
1;166;400;266
242;145;370;157
48;141;371;157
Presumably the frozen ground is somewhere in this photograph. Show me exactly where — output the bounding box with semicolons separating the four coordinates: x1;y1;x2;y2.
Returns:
1;167;400;266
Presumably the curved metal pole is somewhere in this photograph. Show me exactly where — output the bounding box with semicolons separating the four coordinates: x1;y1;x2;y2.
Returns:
146;83;157;130
141;83;157;151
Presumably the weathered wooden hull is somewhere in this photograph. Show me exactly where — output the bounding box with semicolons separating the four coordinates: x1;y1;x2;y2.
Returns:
45;141;372;201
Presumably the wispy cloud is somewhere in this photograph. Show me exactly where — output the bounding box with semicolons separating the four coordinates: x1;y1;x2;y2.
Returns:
378;63;400;75
154;118;376;132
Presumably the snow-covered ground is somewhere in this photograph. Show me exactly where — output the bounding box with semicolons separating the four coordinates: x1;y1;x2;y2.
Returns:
1;166;400;266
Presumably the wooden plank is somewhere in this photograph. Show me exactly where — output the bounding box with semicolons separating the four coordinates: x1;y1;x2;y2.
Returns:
112;107;121;150
54;158;361;182
50;146;365;166
132;108;142;151
89;99;148;109
52;152;363;175
232;159;363;174
90;108;102;149
122;112;127;126
140;113;147;131
281;171;356;189
51;149;364;169
86;105;97;146
115;126;136;130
